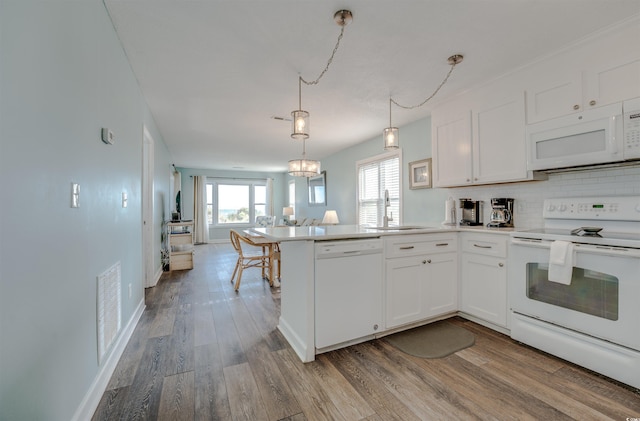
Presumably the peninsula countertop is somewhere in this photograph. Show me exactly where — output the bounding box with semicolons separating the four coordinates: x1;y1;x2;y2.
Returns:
250;224;513;242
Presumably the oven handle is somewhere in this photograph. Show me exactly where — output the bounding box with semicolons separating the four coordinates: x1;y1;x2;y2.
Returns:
511;237;640;258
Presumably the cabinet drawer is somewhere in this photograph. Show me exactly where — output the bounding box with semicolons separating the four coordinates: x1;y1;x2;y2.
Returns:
385;234;457;258
170;233;193;246
461;234;507;258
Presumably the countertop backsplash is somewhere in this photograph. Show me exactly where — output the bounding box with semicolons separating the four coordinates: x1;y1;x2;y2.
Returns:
444;165;640;230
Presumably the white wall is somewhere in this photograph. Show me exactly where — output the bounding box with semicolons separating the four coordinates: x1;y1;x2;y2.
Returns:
0;1;172;419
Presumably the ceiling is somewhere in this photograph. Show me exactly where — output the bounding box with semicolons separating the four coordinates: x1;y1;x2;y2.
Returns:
104;0;640;172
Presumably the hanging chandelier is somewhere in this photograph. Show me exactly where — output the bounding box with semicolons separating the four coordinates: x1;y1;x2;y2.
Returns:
288;139;321;177
384;54;463;150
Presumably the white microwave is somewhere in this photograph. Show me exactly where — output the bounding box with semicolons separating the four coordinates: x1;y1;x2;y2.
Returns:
526;98;640;171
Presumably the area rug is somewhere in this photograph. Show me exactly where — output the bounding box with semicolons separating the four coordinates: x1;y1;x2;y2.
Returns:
384;320;475;358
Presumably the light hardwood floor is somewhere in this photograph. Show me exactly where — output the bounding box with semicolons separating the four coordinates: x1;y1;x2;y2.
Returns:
93;243;640;420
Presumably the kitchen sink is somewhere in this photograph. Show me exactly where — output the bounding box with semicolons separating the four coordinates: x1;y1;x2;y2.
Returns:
372;225;434;230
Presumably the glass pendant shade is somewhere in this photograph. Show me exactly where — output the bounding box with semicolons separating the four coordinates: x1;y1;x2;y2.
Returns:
288;158;321;177
291;110;309;140
383;126;399;149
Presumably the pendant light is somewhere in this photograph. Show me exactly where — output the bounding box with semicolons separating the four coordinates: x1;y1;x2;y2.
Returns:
383;98;399;150
384;54;463;150
288;139;321;177
287;10;352;176
291;77;309;140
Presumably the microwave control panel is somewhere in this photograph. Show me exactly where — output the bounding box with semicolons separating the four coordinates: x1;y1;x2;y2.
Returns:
623;97;640;159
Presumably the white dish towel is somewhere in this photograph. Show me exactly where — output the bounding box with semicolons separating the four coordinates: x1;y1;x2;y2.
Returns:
548;240;574;285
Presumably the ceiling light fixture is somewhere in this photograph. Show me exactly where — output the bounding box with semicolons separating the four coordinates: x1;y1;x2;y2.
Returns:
383;98;399;150
290;9;352;141
288;9;352;177
288;139;321;177
384;54;464;150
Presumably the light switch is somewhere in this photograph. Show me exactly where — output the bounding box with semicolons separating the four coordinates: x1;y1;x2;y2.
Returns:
71;183;80;208
122;192;128;208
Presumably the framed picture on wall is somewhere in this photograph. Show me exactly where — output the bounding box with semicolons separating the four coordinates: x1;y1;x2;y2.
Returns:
409;158;432;189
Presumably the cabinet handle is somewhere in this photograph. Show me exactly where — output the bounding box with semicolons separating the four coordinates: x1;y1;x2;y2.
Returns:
399;246;415;250
422;259;431;264
589;100;596;106
498;262;504;267
473;243;492;249
436;243;449;247
373;324;379;331
573;104;580;110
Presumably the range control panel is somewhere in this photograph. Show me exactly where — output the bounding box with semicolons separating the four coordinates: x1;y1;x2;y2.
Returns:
543;196;640;221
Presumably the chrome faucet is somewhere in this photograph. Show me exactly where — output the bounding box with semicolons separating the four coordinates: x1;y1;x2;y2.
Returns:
383;189;393;227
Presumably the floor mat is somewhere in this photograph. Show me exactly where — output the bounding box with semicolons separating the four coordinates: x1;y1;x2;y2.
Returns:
384;320;475;358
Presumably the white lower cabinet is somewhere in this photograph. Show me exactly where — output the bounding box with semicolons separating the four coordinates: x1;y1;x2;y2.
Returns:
460;233;508;328
385;234;457;329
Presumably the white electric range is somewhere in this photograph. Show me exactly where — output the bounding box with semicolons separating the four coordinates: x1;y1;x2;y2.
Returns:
508;196;640;389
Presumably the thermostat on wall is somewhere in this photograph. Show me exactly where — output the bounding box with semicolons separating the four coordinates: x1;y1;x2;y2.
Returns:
101;128;114;145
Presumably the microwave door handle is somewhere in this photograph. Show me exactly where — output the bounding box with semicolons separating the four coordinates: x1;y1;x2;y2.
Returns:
609;115;618;154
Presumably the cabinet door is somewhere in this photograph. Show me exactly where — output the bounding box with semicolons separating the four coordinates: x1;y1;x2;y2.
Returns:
461;253;507;327
385;256;427;329
425;252;458;317
584;58;640;108
432;111;472;187
525;72;582;124
472;92;528;184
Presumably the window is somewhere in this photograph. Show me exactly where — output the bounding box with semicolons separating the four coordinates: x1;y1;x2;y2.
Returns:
357;151;401;227
206;179;268;226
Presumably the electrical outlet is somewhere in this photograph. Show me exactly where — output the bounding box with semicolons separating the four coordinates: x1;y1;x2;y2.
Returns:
128;283;132;299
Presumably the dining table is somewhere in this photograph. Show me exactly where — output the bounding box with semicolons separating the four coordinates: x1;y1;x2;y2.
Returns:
242;229;281;287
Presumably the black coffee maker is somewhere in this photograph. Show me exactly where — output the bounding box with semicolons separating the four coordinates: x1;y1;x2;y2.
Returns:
487;198;514;228
459;199;483;226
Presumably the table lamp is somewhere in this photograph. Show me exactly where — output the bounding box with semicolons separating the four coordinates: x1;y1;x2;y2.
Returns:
283;206;296;225
322;210;339;225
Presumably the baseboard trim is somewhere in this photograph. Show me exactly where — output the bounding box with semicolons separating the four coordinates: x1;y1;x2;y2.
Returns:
153;266;163;285
71;299;145;421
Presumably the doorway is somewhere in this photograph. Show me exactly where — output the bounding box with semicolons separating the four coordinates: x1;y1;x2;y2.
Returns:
142;126;156;288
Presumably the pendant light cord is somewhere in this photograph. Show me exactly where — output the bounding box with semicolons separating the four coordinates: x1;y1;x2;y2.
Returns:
391;57;461;109
300;26;346;86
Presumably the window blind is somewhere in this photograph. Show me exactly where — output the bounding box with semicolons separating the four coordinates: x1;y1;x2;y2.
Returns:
357;153;400;226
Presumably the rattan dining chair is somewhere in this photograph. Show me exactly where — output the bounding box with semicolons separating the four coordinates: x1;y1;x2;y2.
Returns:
229;229;270;291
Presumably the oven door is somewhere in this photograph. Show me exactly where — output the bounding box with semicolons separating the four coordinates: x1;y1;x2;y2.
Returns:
509;237;640;351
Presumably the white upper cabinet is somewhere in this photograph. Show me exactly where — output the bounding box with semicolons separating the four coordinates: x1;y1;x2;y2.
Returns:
526;58;640;124
525;18;640;125
432;110;473;186
525;71;582;124
432;89;541;187
472;91;529;184
584;58;640;107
